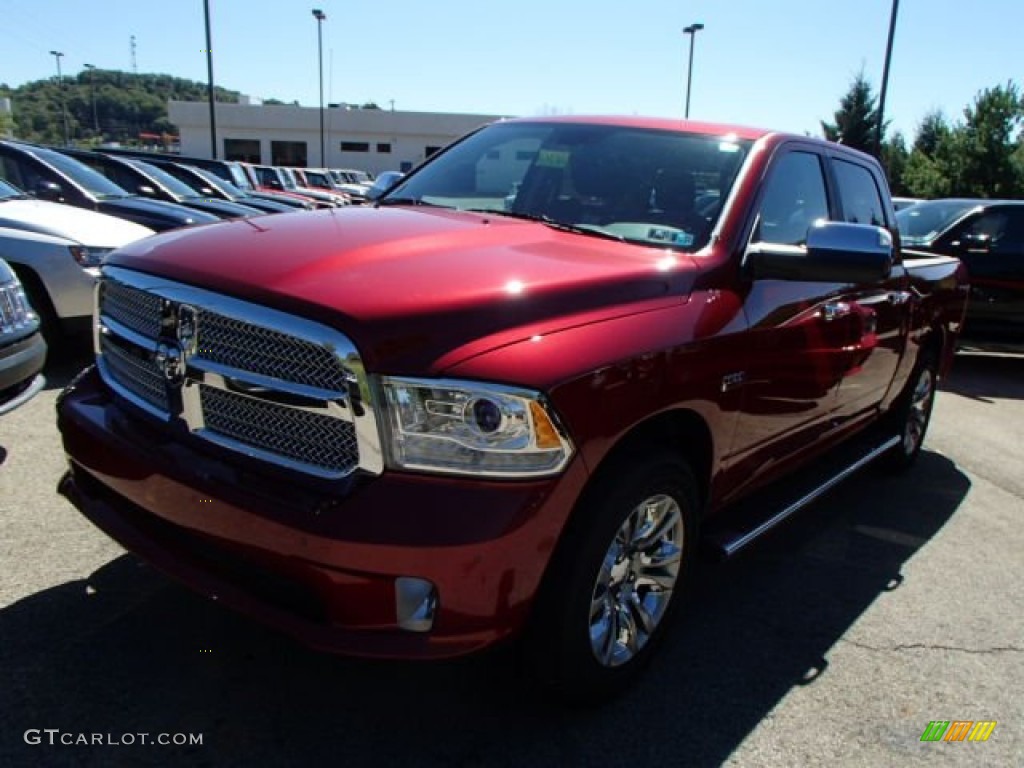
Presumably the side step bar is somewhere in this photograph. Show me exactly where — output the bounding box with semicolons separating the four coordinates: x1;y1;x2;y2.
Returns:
709;434;901;558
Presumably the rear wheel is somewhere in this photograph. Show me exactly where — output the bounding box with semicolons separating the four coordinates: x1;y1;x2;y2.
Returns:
885;353;937;470
522;454;699;703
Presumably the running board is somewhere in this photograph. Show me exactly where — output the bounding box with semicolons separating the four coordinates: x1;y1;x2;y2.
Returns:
708;434;901;558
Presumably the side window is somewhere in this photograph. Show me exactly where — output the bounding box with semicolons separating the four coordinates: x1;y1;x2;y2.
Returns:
754;151;829;246
834;159;886;226
996;209;1024;253
0;155;43;192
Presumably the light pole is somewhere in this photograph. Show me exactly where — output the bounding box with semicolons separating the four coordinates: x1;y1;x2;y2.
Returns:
83;63;99;135
876;0;900;156
683;23;704;119
313;9;327;167
49;50;70;145
204;0;218;157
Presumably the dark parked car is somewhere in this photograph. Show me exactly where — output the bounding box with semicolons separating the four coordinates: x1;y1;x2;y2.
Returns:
897;199;1024;348
97;149;315;210
0;141;218;232
135;161;296;215
58;149;264;220
0;255;46;415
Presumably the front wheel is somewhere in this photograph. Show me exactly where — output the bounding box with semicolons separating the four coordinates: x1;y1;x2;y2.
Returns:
522;455;699;703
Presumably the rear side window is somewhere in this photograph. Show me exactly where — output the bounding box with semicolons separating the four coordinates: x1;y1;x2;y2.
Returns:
834;159;886;227
753;151;829;246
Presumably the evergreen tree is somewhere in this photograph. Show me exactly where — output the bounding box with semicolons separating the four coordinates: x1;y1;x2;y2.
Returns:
822;72;883;155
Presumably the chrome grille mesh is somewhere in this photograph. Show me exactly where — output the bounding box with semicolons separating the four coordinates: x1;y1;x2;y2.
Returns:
102;280;163;338
199;385;358;474
99;335;168;412
196;310;352;391
95;271;373;479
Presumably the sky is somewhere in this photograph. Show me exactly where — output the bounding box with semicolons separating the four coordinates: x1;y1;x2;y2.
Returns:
2;0;1020;141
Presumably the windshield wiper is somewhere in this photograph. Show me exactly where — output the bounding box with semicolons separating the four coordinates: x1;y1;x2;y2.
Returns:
465;208;625;242
375;197;447;208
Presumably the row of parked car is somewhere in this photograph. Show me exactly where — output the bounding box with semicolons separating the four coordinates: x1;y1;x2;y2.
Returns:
0;139;411;415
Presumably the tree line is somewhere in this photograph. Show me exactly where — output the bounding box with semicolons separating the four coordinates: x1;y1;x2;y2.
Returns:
0;69;242;146
822;74;1024;199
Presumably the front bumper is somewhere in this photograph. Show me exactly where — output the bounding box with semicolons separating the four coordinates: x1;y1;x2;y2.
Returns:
57;367;588;659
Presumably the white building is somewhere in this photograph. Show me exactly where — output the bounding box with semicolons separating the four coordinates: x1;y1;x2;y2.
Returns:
168;100;505;174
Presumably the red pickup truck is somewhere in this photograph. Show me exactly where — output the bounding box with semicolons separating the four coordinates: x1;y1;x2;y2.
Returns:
56;116;967;700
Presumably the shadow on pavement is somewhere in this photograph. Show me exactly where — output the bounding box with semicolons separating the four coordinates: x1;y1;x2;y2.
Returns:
0;451;969;768
940;352;1024;402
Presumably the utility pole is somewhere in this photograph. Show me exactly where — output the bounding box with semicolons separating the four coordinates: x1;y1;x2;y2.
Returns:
876;0;900;156
84;64;99;135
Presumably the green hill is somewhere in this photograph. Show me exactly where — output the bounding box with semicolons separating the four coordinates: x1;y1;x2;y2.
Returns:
0;70;241;146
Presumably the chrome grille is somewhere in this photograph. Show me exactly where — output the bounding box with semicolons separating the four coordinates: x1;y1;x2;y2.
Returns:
196;310;352;390
95;268;382;480
102;280;163;338
199;385;358;474
100;335;168;412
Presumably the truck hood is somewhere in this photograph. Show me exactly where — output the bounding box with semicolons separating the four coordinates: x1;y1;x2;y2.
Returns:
0;198;153;246
107;206;698;372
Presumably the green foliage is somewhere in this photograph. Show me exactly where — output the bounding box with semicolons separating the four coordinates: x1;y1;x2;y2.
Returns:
881;132;909;195
828;78;1024;200
895;82;1024;199
0;69;242;145
822;72;883;156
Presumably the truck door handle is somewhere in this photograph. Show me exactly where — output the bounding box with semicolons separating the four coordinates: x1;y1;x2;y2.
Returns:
822;302;851;322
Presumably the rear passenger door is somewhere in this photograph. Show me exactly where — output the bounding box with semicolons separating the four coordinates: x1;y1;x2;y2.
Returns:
826;153;907;423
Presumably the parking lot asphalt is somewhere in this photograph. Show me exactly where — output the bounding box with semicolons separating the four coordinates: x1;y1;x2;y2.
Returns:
1;348;1021;768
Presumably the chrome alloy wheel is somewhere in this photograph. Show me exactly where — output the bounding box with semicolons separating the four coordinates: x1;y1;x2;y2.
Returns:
903;367;935;455
589;494;684;667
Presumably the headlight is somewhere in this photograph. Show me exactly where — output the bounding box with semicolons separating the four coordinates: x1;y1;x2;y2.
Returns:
69;246;113;268
380;376;573;477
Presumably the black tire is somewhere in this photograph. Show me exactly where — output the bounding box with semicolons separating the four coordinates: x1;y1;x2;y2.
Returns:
883;351;938;470
521;454;699;704
11;267;62;351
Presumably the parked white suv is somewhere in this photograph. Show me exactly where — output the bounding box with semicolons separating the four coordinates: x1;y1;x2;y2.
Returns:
0;178;153;344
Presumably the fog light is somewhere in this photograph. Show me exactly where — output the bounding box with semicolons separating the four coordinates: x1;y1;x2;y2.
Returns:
395;577;437;632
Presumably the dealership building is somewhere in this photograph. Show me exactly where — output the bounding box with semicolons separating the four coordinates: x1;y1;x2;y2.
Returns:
168;100;504;174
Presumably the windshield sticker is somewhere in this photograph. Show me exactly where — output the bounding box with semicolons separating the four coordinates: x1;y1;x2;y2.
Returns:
648;228;694;246
536;150;570;169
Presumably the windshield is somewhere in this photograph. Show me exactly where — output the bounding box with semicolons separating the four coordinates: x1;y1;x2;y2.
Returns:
32;147;129;198
896;200;977;243
127;159;203;198
191;166;241;196
280;168;299;190
227;164;253;190
383;121;751;252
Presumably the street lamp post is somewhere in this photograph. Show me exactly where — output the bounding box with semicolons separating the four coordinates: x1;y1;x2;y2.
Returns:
49;50;70;145
682;23;704;120
876;0;900;155
313;9;327;167
204;0;218;158
83;63;99;135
